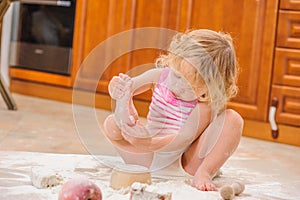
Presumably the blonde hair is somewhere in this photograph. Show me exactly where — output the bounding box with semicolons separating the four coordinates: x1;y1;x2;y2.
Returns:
156;29;238;114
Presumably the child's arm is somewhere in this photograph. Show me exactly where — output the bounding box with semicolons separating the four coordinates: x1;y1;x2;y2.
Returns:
108;68;163;99
131;68;163;95
121;125;176;151
121;103;212;152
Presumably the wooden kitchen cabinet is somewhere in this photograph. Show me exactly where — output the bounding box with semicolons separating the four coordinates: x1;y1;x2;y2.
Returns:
271;86;300;126
9;0;300;145
72;0;180;101
72;0;278;121
178;0;278;122
72;0;132;92
280;0;300;11
270;0;300;129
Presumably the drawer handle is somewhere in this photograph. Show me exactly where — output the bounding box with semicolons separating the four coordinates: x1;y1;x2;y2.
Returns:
269;98;279;139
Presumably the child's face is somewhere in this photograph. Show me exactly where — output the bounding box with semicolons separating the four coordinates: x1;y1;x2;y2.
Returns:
166;60;206;101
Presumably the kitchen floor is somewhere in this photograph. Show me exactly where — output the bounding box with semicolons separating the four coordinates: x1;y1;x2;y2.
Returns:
0;94;300;199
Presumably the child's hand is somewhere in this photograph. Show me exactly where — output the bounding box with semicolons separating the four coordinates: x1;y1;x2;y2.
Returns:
120;122;153;149
109;73;132;99
121;121;151;139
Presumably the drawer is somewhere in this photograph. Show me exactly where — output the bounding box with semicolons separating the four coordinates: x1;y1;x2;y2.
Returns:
277;10;300;48
271;85;300;127
280;0;300;10
273;48;300;87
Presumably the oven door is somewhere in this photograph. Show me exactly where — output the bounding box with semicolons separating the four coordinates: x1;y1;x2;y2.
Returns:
10;0;76;75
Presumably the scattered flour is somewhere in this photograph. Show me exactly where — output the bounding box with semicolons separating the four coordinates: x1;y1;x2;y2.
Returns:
31;167;62;189
0;151;298;200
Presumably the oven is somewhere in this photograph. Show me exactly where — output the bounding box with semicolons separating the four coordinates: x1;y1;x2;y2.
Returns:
10;0;76;75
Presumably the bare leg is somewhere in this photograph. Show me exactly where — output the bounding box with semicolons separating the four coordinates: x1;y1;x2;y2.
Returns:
114;78;135;127
103;115;153;167
182;109;244;191
104;115;124;141
105;98;138;141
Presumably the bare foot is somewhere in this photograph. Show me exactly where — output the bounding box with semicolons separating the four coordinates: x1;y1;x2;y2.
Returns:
192;171;217;191
114;76;134;127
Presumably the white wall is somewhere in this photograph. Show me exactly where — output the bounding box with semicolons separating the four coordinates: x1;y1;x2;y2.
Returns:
1;5;13;86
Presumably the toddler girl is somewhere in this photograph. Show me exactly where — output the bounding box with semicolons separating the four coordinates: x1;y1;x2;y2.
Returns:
103;29;244;191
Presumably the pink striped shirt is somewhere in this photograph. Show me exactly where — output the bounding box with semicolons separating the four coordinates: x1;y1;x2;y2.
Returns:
146;68;198;136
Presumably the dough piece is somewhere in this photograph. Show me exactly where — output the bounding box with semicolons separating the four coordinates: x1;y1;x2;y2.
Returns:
219;185;234;200
31;167;62;189
130;182;172;200
231;182;245;195
219;182;245;200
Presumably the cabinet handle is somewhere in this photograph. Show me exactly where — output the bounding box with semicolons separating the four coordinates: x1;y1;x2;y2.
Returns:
269;98;279;139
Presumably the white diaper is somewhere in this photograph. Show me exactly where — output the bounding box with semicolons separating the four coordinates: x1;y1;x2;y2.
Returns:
151;155;222;182
151;155;193;181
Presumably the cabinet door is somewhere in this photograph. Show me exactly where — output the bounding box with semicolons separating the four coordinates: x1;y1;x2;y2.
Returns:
178;0;278;121
128;0;181;101
271;86;300;126
280;0;300;10
273;48;300;87
72;0;135;93
72;0;180;97
277;10;300;49
72;0;278;121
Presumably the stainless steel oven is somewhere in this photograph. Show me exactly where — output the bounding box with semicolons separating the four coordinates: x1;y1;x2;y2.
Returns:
10;0;76;75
